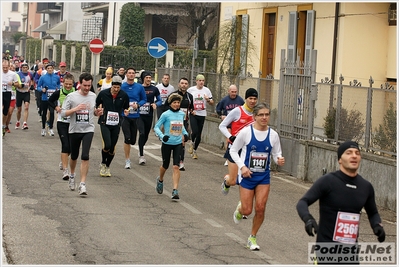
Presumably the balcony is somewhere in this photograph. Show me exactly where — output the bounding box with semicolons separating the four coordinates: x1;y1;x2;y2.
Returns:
37;3;61;14
81;2;109;14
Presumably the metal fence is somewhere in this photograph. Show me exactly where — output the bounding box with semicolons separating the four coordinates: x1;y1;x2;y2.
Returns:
157;52;396;157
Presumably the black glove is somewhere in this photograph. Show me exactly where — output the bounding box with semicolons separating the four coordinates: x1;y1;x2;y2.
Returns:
304;215;318;237
29;85;35;91
183;134;189;143
229;135;236;143
373;225;385;242
162;135;170;142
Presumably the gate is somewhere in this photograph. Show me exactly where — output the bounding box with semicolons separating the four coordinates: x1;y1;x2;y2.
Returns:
277;50;318;175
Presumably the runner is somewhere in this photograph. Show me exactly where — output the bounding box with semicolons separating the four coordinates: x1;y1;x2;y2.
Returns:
37;62;60;136
137;71;162;165
296;140;385;264
219;88;258;195
60;73;103;196
48;73;76;180
164;77;194;171
216;84;245;166
187;74;214;159
154;93;189;201
120;67;146;169
230;102;285;251
2;60;20;136
15;63;34;130
96;75;129;177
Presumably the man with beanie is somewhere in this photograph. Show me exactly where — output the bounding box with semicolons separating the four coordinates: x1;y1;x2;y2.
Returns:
296;140;386;264
137;71;162;165
219;88;258;195
96;75;129;177
187;74;214;159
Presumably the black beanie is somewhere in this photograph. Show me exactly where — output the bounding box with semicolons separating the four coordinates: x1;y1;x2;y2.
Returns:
141;71;152;81
245;88;258;99
337;141;360;160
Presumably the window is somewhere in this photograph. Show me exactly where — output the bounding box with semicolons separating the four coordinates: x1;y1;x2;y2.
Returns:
11;2;18;12
287;8;315;66
230;12;249;77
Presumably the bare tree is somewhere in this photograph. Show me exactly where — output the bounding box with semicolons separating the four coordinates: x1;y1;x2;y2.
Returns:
153;3;219;50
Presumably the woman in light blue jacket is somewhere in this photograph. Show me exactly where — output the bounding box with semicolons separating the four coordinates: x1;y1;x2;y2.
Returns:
154;93;189;201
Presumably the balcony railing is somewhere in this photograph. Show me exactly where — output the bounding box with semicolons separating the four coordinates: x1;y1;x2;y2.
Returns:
37;3;61;13
81;3;109;9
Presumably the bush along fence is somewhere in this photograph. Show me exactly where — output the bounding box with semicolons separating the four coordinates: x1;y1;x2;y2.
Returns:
21;36;216;76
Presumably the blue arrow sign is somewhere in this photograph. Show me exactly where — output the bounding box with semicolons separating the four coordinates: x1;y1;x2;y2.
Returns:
147;37;168;58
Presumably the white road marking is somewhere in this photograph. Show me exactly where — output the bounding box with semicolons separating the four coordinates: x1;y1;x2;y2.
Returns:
204;219;222;228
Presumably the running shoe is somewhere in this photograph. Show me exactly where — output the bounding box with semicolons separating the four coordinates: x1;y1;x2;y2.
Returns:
68;174;75;191
192;151;198;159
5;127;10;133
171;189;180;201
41;128;46;136
139;156;146;165
78;183;87;196
156;176;163;194
125;159;131;169
247;235;260;251
233;201;243;224
221;175;230;196
22;122;28;130
62;169;69;181
49;129;55;136
187;142;193;154
15;121;20;129
105;166;111;177
100;163;107;177
59;162;63;170
179;161;185;171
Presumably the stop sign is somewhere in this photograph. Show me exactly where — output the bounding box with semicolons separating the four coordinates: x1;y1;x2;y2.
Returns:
89;38;104;54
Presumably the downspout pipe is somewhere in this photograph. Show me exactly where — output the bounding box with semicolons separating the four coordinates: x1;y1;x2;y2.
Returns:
329;2;340;110
112;2;116;46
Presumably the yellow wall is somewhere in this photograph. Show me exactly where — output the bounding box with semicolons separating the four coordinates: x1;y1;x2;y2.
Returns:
219;2;396;86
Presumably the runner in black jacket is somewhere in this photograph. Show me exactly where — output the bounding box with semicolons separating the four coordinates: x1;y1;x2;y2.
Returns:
296;141;385;264
95;76;129;177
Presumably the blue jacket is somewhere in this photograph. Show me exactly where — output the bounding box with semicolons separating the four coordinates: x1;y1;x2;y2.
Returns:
154;108;188;145
121;82;147;119
37;73;60;101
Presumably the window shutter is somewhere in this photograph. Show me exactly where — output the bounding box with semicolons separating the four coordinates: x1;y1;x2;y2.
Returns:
287;11;297;63
304;10;315;67
229;16;237;73
240;14;249;77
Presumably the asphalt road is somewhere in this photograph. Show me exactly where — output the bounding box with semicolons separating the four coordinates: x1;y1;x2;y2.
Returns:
2;95;397;265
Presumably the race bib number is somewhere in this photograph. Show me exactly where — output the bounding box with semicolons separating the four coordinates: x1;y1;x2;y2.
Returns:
332;212;360;244
2;83;7;92
106;111;119;126
76;109;89;124
169;120;183;136
194;98;204;110
47;89;55;98
249;151;268;172
129;101;137;114
139;102;150;115
11;91;16;100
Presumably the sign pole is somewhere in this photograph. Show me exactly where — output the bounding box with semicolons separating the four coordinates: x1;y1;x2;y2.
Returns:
93;53;97;91
155;58;158;83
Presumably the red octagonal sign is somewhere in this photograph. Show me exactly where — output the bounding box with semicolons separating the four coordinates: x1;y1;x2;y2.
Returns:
89;38;104;54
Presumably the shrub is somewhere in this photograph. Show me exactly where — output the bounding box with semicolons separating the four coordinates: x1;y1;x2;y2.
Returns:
323;107;364;142
372;102;396;153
